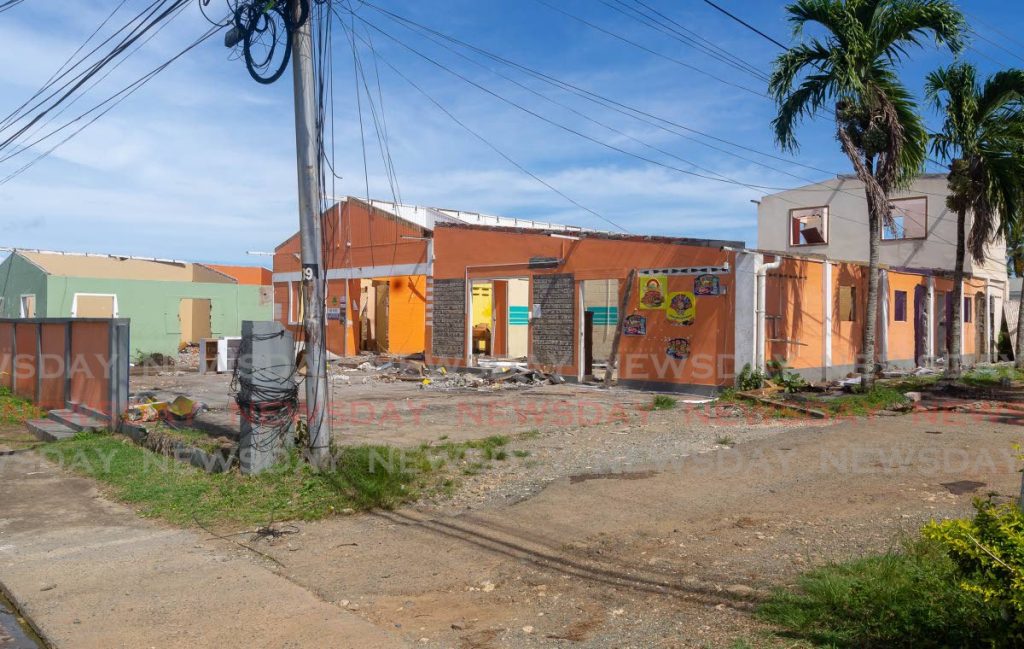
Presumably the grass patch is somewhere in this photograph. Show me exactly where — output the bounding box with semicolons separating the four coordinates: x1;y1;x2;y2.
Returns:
760;539;1004;648
518;428;542;440
41;432;448;526
960;365;1024;387
715;435;736;447
0;386;45;424
147;424;229;455
650;395;678;411
513;449;530;458
811;385;909;417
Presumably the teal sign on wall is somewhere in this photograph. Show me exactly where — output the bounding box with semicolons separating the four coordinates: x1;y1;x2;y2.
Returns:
585;306;619;326
509;306;530;325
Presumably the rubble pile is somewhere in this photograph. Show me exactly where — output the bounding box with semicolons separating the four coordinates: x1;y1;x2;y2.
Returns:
328;354;566;391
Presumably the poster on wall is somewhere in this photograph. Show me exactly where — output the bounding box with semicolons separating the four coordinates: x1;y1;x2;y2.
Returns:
666;291;696;325
623;314;647;336
666;337;690;360
694;274;721;296
638;274;668;309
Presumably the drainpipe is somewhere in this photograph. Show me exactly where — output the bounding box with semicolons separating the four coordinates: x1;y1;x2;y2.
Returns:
755;254;783;371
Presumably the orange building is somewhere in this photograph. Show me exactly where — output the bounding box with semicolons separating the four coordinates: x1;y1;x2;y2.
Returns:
274;198;994;392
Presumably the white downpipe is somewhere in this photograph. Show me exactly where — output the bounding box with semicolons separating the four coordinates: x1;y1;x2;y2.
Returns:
755;255;783;371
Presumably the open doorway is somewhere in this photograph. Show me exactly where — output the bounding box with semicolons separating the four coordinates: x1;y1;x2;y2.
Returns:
470;278;529;360
582;279;619;381
179;298;212;345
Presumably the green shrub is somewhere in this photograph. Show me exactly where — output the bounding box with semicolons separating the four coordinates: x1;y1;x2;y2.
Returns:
924;499;1024;642
760;539;1002;647
778;371;808;393
651;395;677;411
737;363;765;391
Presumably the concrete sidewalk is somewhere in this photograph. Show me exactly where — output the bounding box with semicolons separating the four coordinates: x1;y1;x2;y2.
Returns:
0;452;407;649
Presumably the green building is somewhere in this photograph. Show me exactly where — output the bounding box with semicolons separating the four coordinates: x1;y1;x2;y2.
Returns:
0;250;273;357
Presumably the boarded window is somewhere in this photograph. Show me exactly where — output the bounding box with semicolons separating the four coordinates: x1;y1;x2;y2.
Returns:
20;294;35;318
963;296;972;323
883;197;927;240
74;294;116;318
894;290;907;322
790;207;828;246
838;286;856;322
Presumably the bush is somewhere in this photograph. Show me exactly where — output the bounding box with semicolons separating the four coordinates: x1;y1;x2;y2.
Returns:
760;539;1002;647
651;395;677;411
778;371;808;393
737;363;765;391
924;499;1024;643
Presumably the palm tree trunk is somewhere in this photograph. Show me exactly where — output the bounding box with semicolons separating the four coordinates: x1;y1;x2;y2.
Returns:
862;202;882;387
946;209;966;378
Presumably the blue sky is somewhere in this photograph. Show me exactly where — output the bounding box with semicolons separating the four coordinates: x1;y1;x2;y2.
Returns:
1;0;1022;265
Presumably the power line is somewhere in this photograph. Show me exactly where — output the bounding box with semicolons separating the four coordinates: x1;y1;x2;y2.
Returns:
0;17;224;185
601;0;768;81
359;2;842;179
352;12;807;192
529;0;766;98
0;0;192;156
337;18;628;233
700;0;788;50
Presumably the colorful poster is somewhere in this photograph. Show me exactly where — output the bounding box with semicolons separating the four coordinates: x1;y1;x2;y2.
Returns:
623;314;646;336
694;274;721;296
638;274;668;310
666;291;696;325
666;338;690;360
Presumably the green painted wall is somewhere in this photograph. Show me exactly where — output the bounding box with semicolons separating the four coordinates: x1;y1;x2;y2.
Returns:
0;254;48;318
46;277;272;357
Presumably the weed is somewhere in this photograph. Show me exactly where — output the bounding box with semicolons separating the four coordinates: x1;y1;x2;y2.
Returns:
760;539;1003;647
518;429;542;440
0;386;45;424
513;449;530;458
737;363;766;390
813;385;909;417
716;435;736;447
650;395;677;411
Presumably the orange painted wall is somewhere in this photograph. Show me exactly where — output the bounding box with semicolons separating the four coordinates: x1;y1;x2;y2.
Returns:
886;272;928;362
273;199;431;356
206;264;272;286
765;258;824;371
430;225;735;387
831;263;869;368
388;276;427;354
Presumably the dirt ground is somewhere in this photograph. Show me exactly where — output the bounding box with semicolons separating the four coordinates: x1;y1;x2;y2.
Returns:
206;402;1019;648
12;368;1024;648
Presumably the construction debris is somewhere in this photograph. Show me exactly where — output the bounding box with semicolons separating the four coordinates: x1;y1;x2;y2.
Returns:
328;355;565;391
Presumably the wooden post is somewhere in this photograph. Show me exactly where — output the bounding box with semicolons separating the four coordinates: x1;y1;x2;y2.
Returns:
604;269;637;387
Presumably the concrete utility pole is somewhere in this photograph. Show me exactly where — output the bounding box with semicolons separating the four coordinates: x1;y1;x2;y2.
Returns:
290;4;331;464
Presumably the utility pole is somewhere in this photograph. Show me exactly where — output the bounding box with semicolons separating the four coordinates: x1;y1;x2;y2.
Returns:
290;3;331;464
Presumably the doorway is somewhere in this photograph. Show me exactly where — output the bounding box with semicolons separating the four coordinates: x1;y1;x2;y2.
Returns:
179;298;212;345
582;279;619;380
469;278;530;359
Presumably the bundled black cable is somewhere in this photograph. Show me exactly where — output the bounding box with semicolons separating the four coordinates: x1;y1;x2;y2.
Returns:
230;331;300;438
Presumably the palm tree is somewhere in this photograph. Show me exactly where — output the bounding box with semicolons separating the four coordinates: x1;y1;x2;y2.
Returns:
769;0;964;386
926;63;1024;377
